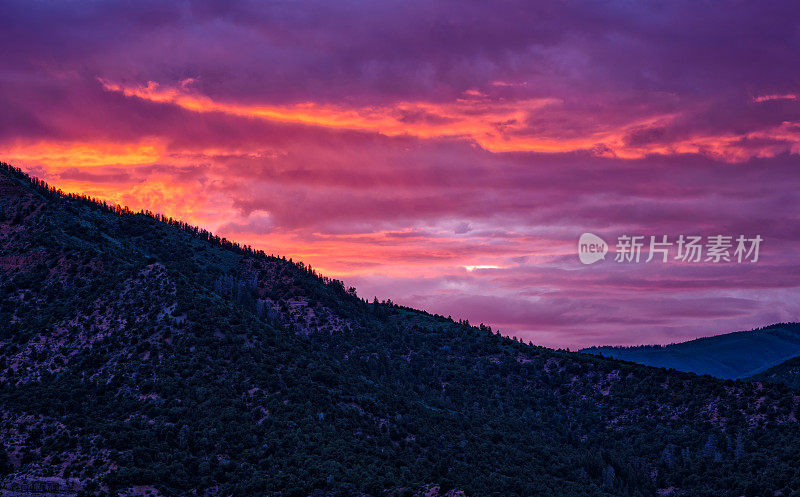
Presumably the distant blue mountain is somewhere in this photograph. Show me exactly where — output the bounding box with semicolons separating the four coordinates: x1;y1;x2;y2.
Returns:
581;323;800;379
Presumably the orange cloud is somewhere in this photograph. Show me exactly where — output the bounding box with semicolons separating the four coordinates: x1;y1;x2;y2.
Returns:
0;139;164;169
220;227;536;279
98;79;800;160
99;78;621;153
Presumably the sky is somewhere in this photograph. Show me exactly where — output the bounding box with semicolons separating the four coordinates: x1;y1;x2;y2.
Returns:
1;0;799;348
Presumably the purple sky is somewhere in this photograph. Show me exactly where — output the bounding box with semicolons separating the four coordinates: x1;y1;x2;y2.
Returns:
2;0;799;348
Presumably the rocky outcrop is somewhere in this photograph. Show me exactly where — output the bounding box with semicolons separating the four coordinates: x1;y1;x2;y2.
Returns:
0;477;81;497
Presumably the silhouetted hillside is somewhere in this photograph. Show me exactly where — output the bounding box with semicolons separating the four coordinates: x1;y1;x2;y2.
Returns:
2;162;800;497
750;356;800;390
582;323;800;379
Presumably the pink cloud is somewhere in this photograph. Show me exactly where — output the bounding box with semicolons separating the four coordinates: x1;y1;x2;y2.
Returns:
1;0;799;348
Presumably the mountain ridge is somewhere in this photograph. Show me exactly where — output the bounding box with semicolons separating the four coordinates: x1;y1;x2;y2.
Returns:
581;323;800;379
2;162;800;497
750;356;800;390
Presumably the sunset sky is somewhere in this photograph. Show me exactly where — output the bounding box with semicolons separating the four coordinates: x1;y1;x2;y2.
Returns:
2;0;799;348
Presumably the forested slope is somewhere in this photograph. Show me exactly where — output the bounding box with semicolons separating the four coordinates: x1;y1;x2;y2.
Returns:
1;163;800;497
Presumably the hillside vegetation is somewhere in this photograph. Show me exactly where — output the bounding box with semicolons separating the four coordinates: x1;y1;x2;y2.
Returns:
750;357;800;390
1;162;800;497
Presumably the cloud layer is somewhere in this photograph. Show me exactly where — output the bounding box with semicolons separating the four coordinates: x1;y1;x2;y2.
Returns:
2;0;799;347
